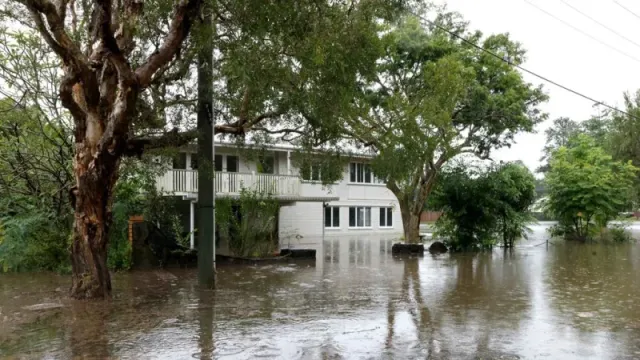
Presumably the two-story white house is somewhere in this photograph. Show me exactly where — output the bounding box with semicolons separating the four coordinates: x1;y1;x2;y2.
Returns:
156;142;403;249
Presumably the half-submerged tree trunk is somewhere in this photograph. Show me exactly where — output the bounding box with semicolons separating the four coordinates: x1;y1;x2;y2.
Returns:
400;202;422;244
390;172;438;244
69;147;120;298
20;0;203;299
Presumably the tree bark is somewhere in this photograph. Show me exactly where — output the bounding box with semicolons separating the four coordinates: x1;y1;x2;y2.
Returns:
390;169;440;245
18;0;204;299
69;146;119;299
399;200;422;244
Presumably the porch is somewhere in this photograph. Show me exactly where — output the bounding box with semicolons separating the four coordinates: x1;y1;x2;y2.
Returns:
156;169;301;197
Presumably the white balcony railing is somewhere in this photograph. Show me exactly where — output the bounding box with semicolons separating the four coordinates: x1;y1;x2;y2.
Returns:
156;169;300;196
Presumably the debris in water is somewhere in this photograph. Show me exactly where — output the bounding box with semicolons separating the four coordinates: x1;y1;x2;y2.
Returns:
22;303;64;311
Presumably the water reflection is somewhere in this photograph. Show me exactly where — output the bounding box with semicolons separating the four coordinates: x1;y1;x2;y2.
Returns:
3;227;640;358
197;289;215;360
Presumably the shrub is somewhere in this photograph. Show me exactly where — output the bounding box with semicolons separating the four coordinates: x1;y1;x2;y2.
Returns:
0;211;71;273
429;162;536;251
217;189;279;257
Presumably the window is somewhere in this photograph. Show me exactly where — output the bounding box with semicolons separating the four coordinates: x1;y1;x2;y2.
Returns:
227;155;239;172
258;155;274;174
324;206;340;228
379;207;393;227
173;153;187;169
302;164;321;181
190;155;198;170
349;206;371;228
349;162;382;184
214;154;223;172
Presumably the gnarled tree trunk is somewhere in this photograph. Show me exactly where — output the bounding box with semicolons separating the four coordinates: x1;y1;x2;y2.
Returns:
69;146;120;298
19;0;203;299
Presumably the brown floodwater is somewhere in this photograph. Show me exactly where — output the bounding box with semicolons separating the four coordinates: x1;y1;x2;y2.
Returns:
2;223;640;359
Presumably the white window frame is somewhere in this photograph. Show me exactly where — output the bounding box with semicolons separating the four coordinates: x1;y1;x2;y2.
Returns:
348;206;372;228
324;206;340;229
302;164;322;182
379;207;393;228
349;162;385;185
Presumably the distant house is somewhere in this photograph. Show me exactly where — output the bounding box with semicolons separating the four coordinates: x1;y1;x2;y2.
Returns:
156;142;403;249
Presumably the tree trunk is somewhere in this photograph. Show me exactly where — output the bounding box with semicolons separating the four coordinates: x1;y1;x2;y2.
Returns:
399;201;421;244
69;147;119;299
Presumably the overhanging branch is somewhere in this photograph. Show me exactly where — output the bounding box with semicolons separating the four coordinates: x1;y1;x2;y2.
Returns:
135;0;203;88
124;128;198;156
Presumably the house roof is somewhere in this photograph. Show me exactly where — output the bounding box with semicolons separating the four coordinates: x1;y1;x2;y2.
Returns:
178;137;377;160
182;194;339;202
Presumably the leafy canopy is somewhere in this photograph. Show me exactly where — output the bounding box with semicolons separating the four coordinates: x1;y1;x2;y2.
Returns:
428;162;536;251
343;9;546;242
545;134;637;240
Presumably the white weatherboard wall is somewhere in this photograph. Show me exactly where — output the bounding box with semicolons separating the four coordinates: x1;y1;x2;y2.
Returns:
278;163;403;244
164;147;404;247
279;202;324;245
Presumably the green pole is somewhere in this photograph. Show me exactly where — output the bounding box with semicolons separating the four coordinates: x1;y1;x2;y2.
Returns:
197;0;215;288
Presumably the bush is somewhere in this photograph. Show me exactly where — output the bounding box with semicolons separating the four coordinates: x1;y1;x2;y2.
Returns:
429;162;536;251
545;135;637;241
607;226;632;243
548;220;634;243
217;189;279;257
107;158;180;271
600;222;634;243
0;211;71;273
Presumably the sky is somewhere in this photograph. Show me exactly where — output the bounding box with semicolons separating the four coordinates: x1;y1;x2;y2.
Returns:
435;0;640;173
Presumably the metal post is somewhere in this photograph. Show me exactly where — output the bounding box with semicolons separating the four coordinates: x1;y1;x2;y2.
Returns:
212;120;216;280
190;200;195;249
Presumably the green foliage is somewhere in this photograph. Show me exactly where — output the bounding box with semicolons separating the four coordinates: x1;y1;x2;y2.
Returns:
0;211;71;273
538;116;610;174
429;162;537;251
607;90;640;204
603;223;633;243
108;157;180;270
216;189;280;258
344;9;547;243
293;150;349;186
545;134;638;241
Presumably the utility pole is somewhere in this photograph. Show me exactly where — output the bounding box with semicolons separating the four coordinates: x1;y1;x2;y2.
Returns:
197;0;215;288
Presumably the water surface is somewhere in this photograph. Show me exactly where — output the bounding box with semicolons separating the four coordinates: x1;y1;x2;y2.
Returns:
2;223;640;359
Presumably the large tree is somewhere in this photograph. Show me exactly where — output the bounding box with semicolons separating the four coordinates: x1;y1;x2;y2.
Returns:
428;162;536;251
346;13;547;243
607;90;640;204
537;116;610;173
3;0;206;299
2;0;402;298
545;134;637;241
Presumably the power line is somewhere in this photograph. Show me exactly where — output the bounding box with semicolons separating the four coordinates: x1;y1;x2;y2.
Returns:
523;0;640;64
613;0;640;21
408;11;640;122
560;0;640;50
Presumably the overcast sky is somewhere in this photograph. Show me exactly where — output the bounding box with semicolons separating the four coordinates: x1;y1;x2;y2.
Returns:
435;0;640;173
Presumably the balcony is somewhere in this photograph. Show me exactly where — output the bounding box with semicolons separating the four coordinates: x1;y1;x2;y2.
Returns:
156;169;301;197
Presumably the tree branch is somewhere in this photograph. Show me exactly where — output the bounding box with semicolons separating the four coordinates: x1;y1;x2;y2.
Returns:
123;128;198;157
135;0;203;88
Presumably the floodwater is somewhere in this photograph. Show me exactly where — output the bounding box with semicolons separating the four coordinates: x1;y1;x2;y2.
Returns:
3;223;640;359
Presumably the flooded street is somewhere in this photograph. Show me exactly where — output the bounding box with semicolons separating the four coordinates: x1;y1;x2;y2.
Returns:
3;223;640;359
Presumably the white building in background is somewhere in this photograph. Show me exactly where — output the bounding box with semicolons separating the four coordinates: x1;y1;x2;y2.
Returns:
156;143;403;249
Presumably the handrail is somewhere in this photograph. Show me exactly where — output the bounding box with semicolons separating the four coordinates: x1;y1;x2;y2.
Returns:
156;169;301;196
